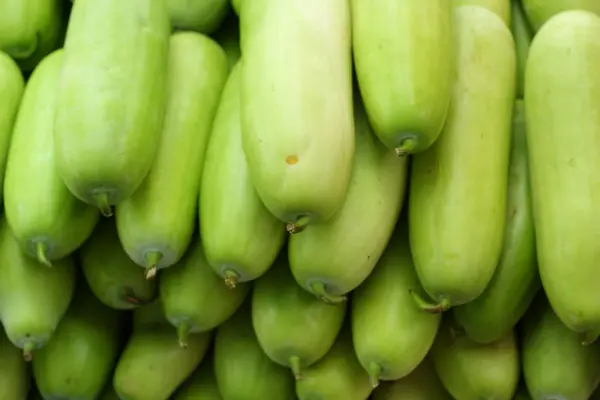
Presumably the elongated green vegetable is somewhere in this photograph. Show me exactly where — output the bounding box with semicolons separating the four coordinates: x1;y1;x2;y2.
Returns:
54;0;170;215
113;301;212;400
352;227;441;387
409;6;515;310
252;256;346;379
352;0;453;154
4;49;99;266
288;99;407;302
521;295;600;399
116;32;228;279
525;9;600;342
240;0;355;232
0;51;24;202
80;219;157;310
0;326;29;399
214;302;295;399
200;62;285;286
0;218;76;361
160;235;251;347
32;283;125;400
453;100;540;344
432;317;520;400
296;328;373;400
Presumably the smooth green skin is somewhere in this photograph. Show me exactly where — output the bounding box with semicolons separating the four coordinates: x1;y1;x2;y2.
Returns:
0;0;65;71
296;329;372;400
432;318;520;400
0;217;76;355
453;101;540;344
522;0;600;31
289;100;407;298
116;32;228;272
174;357;222;400
160;235;251;338
212;13;241;72
32;283;125;400
0;51;24;202
214;302;295;400
511;0;533;99
5;49;99;265
252;256;346;373
352;0;453;154
525;10;600;336
453;0;511;25
54;0;170;209
80;219;157;310
0;326;30;400
240;0;354;227
371;357;452;400
113;325;211;400
200;63;285;284
521;296;600;400
409;6;515;307
167;0;230;34
352;228;441;383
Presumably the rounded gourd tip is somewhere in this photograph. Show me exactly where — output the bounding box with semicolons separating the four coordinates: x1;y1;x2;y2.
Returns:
35;241;52;267
368;362;382;389
409;290;451;314
289;356;302;380
22;342;35;362
223;269;240;289
91;192;113;217
394;136;419;157
581;330;600;346
286;215;311;235
144;251;163;280
309;281;347;305
177;322;190;349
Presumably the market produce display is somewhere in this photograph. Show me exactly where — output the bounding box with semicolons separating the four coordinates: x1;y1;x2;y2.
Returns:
1;0;600;399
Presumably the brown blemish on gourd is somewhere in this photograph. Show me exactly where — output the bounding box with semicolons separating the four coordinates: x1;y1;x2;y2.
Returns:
286;155;298;165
